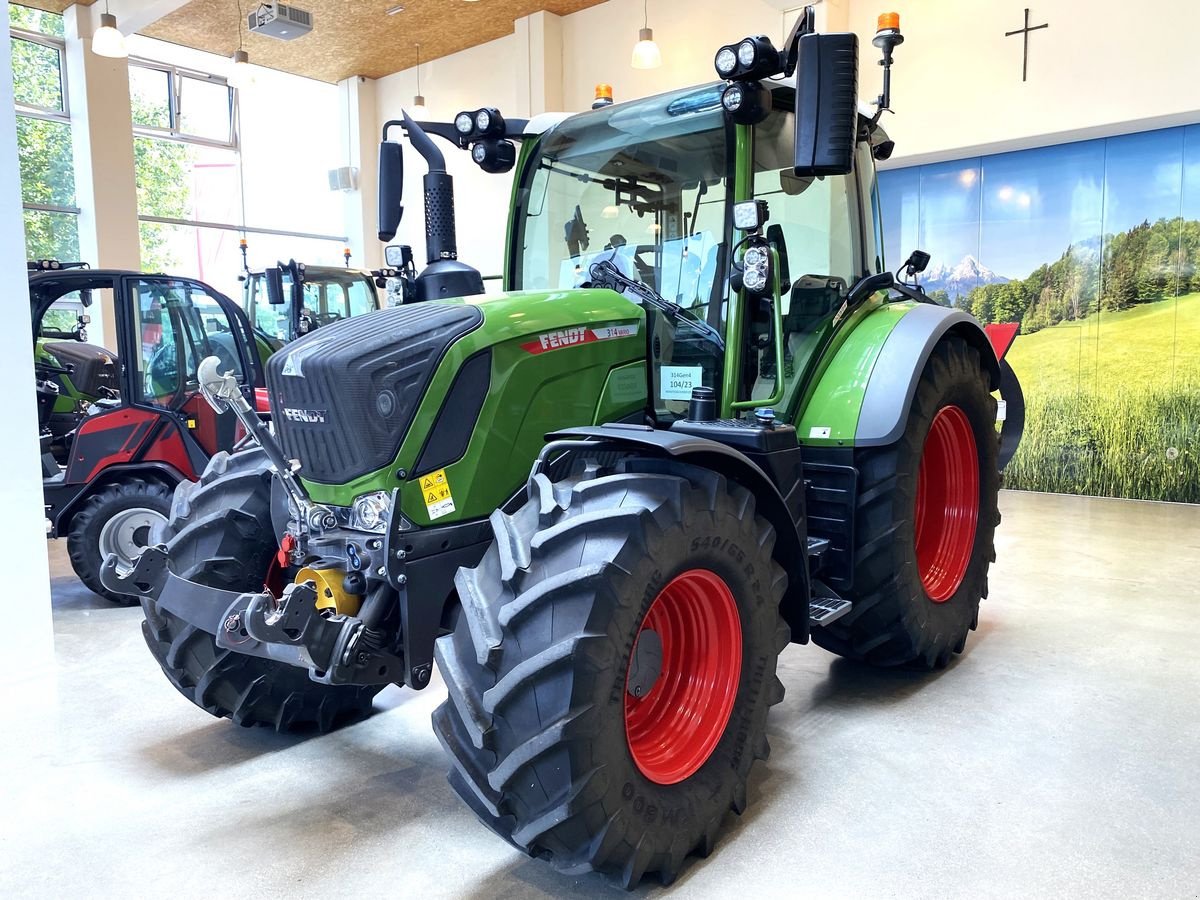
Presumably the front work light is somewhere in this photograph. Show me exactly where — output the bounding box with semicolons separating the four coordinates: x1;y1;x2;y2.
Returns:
741;244;771;294
720;79;770;125
471;139;517;174
732;199;769;232
454;112;474;136
713;34;781;80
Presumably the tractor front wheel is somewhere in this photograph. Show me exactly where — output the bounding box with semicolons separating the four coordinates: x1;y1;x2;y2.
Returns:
432;458;789;888
66;476;172;605
812;334;1000;668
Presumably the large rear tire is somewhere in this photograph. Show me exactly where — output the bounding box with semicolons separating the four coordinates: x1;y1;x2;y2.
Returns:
812;335;1000;668
432;458;789;888
67;477;172;605
140;448;380;732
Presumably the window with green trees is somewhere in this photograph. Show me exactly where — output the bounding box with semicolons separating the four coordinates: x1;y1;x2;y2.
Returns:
10;3;78;261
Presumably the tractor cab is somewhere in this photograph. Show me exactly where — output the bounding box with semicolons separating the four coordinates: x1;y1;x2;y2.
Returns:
242;261;384;346
31;267;262;602
29;260;120;446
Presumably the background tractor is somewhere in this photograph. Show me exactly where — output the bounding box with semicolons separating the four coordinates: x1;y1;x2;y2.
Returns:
240;258;391;350
109;9;1021;887
31;265;264;602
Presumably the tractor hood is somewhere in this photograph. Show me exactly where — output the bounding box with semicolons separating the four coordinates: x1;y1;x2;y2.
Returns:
266;289;645;490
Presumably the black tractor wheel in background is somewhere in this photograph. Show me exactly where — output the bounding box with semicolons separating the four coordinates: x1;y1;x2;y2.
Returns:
140;448;380;732
433;458;790;888
812;335;1000;669
66;476;173;605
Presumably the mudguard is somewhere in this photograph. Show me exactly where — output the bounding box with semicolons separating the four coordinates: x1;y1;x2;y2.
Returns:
543;424;813;643
855;305;1000;447
799;303;1001;449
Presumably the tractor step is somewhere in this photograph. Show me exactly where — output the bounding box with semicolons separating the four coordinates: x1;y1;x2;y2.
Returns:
806;535;830;562
808;595;852;627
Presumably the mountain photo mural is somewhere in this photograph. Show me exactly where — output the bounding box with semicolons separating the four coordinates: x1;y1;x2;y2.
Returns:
879;124;1200;504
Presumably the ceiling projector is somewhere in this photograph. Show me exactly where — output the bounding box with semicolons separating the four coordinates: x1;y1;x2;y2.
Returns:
247;3;313;40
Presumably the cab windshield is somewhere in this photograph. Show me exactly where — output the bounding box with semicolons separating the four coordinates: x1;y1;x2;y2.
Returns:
511;84;732;322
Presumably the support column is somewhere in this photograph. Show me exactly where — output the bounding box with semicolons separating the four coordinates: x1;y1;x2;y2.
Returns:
64;4;142;349
0;22;54;674
337;75;382;271
514;10;564;116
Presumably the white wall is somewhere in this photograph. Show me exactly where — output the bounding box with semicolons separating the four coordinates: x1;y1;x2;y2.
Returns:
368;0;1200;274
1;22;55;671
848;0;1200;167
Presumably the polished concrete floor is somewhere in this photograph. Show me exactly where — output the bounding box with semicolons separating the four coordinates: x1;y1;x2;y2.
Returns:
2;490;1198;898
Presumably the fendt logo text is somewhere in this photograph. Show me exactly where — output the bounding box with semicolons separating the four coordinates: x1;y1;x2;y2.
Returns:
283;407;327;424
521;323;638;355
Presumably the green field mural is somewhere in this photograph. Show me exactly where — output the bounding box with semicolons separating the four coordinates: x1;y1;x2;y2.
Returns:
880;123;1200;504
1003;294;1199;502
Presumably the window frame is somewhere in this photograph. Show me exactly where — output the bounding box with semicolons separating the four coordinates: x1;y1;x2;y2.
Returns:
11;27;69;121
129;57;239;150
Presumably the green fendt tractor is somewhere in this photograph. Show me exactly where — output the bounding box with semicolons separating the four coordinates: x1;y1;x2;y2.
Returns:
107;11;1021;888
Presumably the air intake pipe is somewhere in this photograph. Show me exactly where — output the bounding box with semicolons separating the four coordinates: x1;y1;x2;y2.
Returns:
378;111;484;301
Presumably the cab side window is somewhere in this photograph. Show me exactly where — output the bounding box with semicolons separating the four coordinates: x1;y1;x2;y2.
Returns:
751;107;863;403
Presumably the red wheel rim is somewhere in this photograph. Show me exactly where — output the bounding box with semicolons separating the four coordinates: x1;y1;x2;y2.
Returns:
624;569;742;785
914;405;980;602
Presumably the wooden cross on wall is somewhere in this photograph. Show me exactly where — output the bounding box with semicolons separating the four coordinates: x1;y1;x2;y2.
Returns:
1005;7;1049;82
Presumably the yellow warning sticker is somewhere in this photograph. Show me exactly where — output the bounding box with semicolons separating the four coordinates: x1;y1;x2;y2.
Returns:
421;468;456;520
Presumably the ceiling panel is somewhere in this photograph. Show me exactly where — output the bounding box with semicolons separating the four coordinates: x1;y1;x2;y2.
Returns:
140;0;609;83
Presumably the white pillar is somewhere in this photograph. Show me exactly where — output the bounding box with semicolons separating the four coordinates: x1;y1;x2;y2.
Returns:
0;21;54;673
515;11;564;116
337;75;382;271
64;4;141;349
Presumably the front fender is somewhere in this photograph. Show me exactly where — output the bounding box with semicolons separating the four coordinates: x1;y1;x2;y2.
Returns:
543;424;812;643
798;303;1000;449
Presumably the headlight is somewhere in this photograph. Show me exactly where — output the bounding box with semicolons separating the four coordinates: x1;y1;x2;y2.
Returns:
454;111;474;135
351;491;392;533
475;109;491;133
742;244;771;294
737;39;756;67
715;46;737;76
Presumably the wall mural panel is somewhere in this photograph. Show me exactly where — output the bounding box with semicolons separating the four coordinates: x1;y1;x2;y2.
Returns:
879;124;1199;504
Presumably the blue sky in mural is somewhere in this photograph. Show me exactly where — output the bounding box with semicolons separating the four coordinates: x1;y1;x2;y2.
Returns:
879;123;1200;282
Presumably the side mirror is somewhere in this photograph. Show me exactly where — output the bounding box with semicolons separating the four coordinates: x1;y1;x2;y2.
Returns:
903;250;931;276
378;141;404;242
80;288;93;308
265;267;286;306
793;32;859;177
766;223;791;294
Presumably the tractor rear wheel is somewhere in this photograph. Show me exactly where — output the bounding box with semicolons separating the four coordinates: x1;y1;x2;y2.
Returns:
67;476;172;605
432;458;789;888
140;447;380;732
812;335;1000;668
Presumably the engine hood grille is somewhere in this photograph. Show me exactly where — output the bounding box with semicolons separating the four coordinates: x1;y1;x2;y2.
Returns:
266;303;482;485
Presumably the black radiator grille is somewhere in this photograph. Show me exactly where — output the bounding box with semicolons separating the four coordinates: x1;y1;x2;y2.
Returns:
266;303;482;485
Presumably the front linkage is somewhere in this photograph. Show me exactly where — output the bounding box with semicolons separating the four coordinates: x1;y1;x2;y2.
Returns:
102;356;438;690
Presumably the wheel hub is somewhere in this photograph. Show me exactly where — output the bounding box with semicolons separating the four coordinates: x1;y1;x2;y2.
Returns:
98;507;168;575
914;405;980;602
624;569;742;785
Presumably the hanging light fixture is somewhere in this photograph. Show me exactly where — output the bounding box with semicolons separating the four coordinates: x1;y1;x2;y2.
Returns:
229;2;253;89
413;44;426;109
91;1;128;59
631;0;661;70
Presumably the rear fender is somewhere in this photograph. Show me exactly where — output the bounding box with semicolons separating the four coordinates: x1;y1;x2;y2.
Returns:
544;424;812;643
798;304;1000;450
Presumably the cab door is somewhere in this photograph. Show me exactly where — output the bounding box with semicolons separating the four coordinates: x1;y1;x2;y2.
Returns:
117;276;259;457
